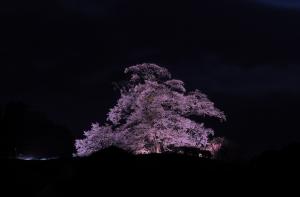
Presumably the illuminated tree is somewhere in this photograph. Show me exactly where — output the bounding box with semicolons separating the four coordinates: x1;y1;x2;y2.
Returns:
75;63;226;157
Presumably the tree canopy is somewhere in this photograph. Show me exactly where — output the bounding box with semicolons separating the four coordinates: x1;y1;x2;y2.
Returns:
75;63;226;157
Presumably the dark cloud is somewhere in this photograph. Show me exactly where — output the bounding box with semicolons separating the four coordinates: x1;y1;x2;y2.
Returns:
256;0;300;9
181;64;300;95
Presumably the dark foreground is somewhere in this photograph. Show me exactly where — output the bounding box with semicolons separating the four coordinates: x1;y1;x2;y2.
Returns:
3;146;300;196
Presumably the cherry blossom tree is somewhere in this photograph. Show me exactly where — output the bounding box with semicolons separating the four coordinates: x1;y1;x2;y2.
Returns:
75;63;226;157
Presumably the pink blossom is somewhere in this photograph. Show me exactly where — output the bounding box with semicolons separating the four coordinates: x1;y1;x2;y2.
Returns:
75;63;226;156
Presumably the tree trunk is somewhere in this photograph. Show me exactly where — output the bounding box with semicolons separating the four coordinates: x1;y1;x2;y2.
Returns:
154;143;161;153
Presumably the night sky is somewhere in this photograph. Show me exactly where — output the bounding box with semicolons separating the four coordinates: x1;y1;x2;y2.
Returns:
1;0;300;158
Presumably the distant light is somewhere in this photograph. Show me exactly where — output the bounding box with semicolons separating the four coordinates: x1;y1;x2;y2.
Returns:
16;154;59;160
17;156;35;160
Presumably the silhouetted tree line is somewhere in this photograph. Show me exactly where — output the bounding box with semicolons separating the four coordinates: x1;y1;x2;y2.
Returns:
7;143;300;196
0;102;74;158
